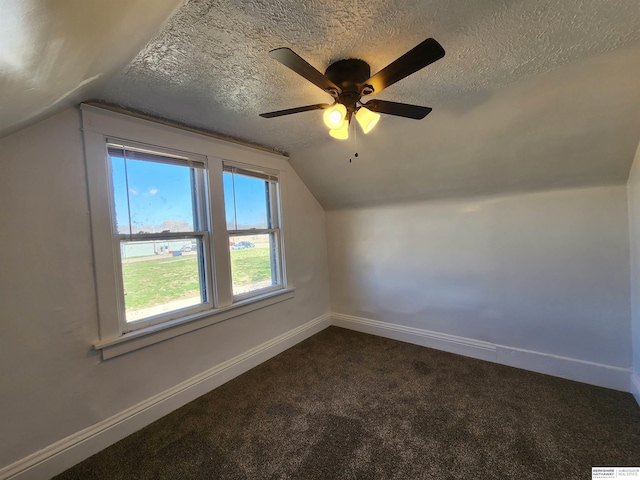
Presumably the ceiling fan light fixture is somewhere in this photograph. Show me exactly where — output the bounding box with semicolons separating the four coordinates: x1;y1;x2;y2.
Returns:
329;121;349;140
261;38;445;139
355;106;380;134
323;103;347;130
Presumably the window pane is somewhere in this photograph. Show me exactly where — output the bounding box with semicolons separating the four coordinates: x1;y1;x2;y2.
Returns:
229;234;278;296
111;154;199;234
110;156;131;234
223;171;271;231
121;238;205;322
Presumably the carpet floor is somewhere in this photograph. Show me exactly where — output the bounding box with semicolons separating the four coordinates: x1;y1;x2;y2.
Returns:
55;326;640;479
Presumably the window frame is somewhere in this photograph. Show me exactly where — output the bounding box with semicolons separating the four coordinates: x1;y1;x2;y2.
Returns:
81;104;292;359
107;141;215;332
223;161;284;301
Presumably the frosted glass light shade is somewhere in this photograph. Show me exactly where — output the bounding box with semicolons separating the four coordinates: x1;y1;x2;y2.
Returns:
355;106;380;134
329;121;349;140
323;104;347;130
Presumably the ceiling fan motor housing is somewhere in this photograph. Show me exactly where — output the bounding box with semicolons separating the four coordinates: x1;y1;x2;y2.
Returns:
260;38;444;121
325;59;372;110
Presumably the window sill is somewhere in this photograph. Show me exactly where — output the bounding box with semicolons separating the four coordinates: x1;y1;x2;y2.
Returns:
94;287;295;360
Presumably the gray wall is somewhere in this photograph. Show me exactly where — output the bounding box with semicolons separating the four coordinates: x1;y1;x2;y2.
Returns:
628;141;640;399
326;185;631;368
0;108;331;468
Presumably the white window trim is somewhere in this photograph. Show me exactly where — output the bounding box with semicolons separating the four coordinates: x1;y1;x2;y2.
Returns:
223;160;286;302
81;104;293;359
106;140;215;333
95;288;295;359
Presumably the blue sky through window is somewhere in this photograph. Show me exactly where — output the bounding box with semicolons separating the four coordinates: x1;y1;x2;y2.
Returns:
111;155;270;234
111;156;194;233
223;172;270;231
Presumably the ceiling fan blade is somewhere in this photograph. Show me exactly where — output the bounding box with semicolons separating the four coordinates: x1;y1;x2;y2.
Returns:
269;48;341;94
364;38;445;94
363;99;432;119
259;103;332;118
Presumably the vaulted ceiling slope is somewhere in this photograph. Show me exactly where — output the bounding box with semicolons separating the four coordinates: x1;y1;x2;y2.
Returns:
0;0;182;138
291;42;640;209
2;1;640;209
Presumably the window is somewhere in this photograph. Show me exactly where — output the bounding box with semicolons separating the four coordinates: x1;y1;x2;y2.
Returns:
108;144;212;328
82;104;292;358
223;164;282;299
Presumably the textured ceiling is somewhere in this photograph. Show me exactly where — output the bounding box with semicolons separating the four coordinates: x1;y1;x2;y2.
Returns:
3;0;640;208
95;0;640;153
292;42;640;208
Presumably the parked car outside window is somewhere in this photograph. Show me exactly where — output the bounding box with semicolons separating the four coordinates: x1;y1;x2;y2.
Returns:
231;241;255;250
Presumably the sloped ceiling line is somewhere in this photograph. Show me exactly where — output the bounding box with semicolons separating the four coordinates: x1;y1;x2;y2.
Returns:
2;0;640;208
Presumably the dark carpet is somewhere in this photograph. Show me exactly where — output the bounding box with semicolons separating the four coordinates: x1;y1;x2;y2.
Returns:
55;326;640;479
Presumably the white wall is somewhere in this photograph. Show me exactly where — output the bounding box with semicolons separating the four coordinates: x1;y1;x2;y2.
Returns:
0;106;636;474
627;140;640;404
327;186;631;373
0;108;330;470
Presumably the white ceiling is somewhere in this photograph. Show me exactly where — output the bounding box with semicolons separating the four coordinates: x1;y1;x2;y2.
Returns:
2;0;640;208
0;0;182;138
293;43;640;208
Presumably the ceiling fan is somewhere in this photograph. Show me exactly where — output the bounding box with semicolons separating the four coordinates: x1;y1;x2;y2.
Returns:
259;37;445;139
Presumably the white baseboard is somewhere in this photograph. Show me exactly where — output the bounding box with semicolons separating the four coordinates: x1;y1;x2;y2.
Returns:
1;313;331;480
331;312;497;362
632;372;640;407
2;312;633;479
495;345;631;392
331;312;631;393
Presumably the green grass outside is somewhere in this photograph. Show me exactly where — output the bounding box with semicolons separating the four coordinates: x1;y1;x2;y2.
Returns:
122;247;271;311
230;247;273;284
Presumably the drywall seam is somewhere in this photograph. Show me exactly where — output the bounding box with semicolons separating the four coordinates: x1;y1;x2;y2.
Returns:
331;313;631;392
0;313;332;480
